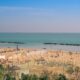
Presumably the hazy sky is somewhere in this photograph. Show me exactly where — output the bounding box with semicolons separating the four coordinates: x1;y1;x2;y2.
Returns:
0;0;80;32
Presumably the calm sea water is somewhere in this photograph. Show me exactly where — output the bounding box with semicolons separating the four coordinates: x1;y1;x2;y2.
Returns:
0;33;80;51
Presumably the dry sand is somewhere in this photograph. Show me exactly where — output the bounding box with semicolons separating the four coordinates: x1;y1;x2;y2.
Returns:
0;47;80;78
0;48;80;66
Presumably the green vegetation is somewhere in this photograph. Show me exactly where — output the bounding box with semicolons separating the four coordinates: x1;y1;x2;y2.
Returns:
66;66;74;74
0;64;5;80
1;64;80;80
0;64;68;80
52;73;68;80
21;73;48;80
54;74;68;80
66;65;80;74
74;66;80;73
4;73;16;80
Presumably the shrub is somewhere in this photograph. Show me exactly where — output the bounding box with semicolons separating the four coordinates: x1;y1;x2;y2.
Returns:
21;73;30;80
39;75;48;80
66;66;74;74
74;66;80;73
54;74;67;80
4;74;16;80
30;74;38;80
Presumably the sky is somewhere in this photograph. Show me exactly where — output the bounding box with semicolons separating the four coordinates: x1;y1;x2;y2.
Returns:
0;0;80;33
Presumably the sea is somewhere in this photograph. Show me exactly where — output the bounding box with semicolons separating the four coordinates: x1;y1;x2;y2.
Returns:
0;33;80;51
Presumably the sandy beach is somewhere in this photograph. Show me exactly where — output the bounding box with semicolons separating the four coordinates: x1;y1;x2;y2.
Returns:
0;48;80;79
0;48;80;66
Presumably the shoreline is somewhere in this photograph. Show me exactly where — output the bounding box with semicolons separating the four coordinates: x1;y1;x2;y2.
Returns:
0;47;79;52
0;45;80;52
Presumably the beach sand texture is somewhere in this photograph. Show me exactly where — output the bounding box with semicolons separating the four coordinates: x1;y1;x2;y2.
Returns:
0;48;80;79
